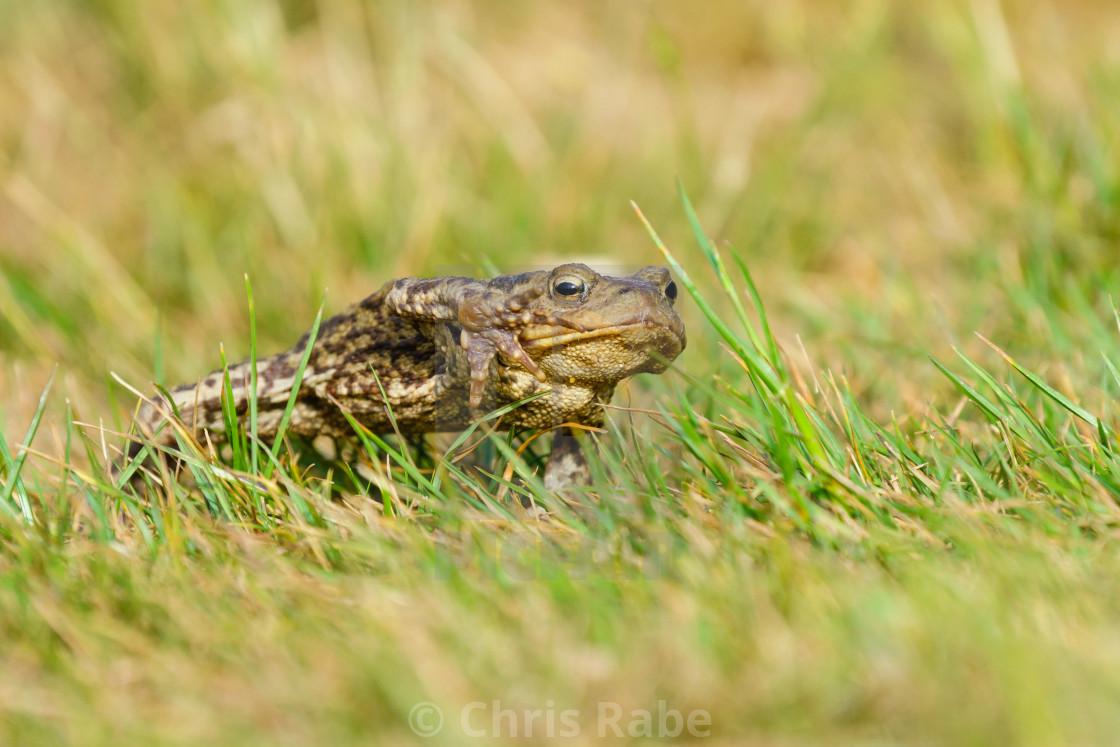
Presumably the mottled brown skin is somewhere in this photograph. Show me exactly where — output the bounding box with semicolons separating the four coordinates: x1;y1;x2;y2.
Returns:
134;264;686;489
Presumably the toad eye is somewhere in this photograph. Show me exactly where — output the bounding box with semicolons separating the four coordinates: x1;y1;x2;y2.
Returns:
665;280;678;301
553;278;585;298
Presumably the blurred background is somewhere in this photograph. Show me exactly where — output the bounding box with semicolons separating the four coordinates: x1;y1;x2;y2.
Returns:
2;0;1120;443
9;5;1120;742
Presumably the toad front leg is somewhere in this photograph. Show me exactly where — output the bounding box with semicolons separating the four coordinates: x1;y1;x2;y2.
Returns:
384;276;585;408
385;275;593;490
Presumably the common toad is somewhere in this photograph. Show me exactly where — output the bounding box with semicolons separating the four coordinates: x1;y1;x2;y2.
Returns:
132;263;686;490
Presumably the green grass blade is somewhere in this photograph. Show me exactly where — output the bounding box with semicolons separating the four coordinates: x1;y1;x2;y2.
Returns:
264;293;326;480
0;366;56;522
245;274;260;476
435;389;552;491
630;200;780;393
677;180;775;367
978;333;1110;435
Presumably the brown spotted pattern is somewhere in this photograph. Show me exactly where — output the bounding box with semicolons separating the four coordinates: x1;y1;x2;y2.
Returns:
133;264;685;487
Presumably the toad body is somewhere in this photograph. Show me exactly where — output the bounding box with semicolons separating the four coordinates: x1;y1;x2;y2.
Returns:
133;263;686;489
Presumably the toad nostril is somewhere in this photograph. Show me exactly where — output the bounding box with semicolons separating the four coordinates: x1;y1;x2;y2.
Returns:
617;287;632;295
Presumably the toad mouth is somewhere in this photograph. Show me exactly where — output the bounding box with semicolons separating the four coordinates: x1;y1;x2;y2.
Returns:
518;322;666;350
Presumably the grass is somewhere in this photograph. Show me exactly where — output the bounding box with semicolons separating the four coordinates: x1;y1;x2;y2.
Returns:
4;0;1120;744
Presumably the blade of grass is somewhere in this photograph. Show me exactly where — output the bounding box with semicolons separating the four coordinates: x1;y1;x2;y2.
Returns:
677;181;775;367
264;292;326;479
630;200;780;394
978;333;1112;436
0;366;56;523
245;274;260;476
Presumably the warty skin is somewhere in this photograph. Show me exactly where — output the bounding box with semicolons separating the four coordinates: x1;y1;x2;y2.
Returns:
133;263;686;490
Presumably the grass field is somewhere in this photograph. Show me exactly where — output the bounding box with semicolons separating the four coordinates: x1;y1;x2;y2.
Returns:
4;1;1120;744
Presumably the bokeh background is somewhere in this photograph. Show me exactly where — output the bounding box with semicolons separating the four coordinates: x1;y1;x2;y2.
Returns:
5;0;1120;444
6;2;1120;744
